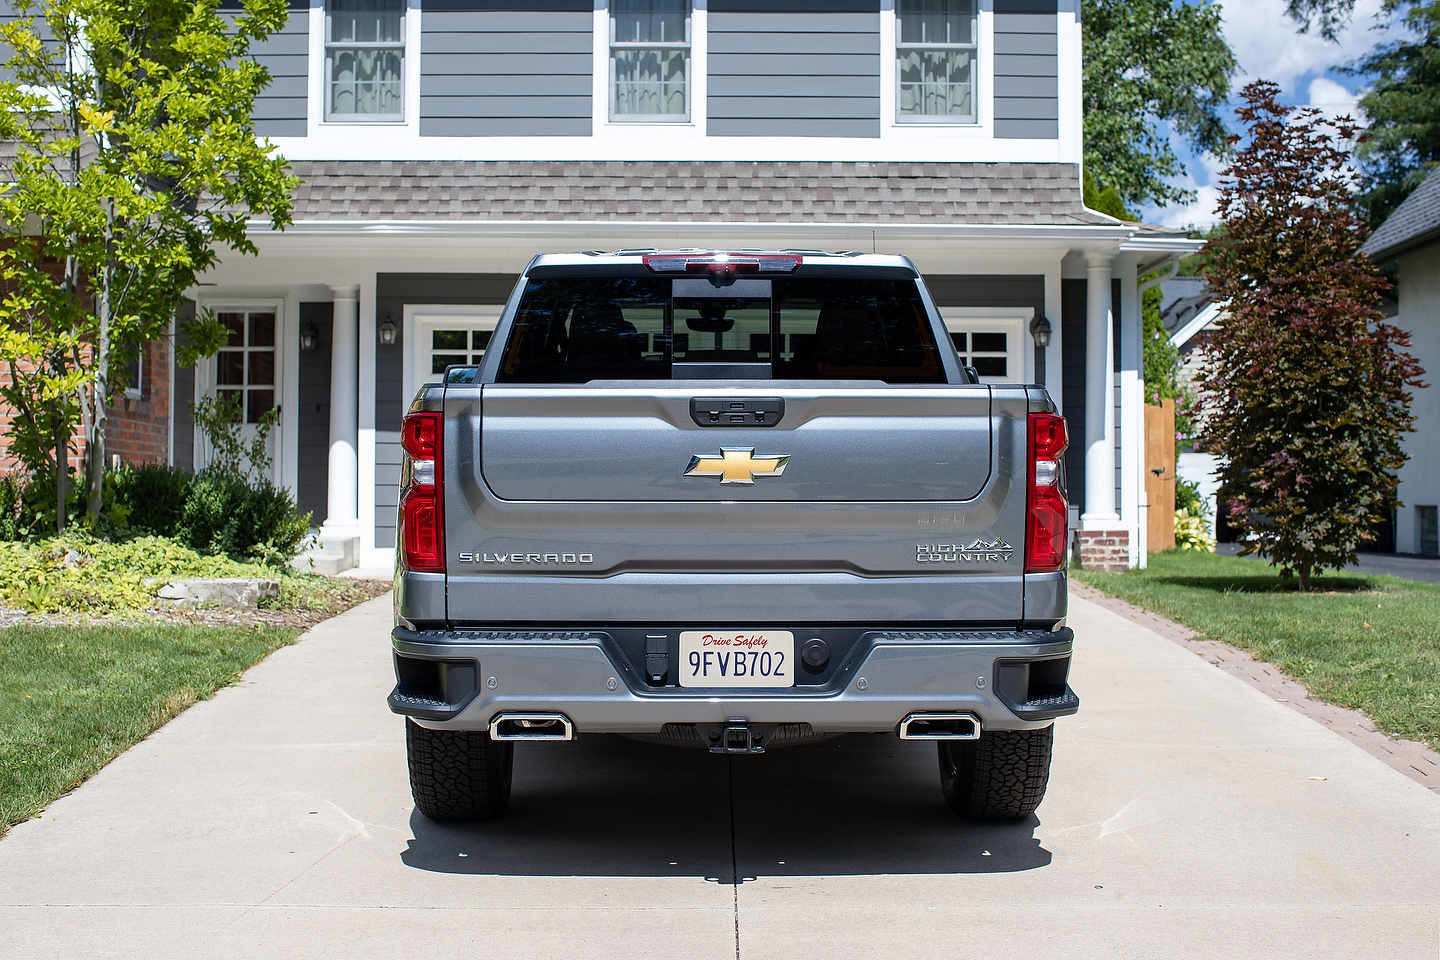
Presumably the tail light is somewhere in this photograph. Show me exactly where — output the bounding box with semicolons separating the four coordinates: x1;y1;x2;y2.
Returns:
1026;413;1069;573
400;411;444;573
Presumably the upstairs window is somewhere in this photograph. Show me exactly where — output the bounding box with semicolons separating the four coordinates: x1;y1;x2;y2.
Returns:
896;0;977;123
326;0;405;121
610;0;691;122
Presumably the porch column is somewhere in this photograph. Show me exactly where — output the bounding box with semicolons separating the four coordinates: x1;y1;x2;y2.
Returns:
323;284;359;537
1083;253;1117;526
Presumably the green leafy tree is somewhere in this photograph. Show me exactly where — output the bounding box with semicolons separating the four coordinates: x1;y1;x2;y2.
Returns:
1348;1;1440;227
1082;0;1236;209
0;0;297;531
1200;81;1424;589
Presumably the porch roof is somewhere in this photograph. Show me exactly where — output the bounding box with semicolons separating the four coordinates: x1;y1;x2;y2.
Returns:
281;161;1118;226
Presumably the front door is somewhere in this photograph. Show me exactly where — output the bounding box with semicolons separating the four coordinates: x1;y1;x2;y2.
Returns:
405;306;502;405
197;306;283;483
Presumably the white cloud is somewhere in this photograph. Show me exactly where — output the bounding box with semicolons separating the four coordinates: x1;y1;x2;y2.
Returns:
1152;184;1223;231
1306;75;1365;121
1218;0;1393;92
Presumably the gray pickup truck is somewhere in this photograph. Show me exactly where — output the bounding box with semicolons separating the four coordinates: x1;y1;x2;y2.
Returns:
388;250;1077;824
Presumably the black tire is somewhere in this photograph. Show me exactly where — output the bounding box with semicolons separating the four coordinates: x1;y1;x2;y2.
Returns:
938;725;1053;821
405;719;514;822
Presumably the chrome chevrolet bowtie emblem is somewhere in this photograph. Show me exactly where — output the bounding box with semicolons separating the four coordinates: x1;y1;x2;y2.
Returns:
684;448;791;485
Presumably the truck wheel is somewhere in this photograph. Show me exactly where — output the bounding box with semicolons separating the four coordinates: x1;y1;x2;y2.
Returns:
938;725;1053;821
406;719;514;822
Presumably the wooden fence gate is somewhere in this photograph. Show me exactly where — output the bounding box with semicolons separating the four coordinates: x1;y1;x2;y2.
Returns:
1145;399;1176;552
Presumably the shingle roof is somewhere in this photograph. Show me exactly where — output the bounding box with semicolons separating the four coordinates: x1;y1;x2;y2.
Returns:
280;161;1116;226
1360;165;1440;260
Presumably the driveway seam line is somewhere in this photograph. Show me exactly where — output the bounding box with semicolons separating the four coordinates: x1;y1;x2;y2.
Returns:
728;755;740;960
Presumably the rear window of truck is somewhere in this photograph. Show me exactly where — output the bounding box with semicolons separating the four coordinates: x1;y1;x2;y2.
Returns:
495;273;945;383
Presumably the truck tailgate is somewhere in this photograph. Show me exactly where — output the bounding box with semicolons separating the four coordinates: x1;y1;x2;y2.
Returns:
440;382;1033;623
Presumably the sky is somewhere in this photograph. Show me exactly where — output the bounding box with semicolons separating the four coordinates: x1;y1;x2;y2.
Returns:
1139;0;1400;229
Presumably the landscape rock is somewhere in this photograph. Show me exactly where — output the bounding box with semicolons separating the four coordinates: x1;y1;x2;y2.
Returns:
156;577;280;608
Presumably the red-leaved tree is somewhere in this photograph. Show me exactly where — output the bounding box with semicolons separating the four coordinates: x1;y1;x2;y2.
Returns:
1200;80;1425;590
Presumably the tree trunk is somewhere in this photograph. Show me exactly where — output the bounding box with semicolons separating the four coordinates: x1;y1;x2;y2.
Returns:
1298;562;1313;592
85;206;114;524
53;419;66;535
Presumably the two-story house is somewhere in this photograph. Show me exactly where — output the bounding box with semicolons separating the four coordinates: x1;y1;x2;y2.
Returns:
11;0;1199;571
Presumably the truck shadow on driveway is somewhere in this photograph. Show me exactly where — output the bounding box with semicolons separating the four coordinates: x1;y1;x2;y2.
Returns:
400;734;1052;880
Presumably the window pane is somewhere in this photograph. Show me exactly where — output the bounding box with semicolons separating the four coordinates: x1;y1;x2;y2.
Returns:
329;0;403;44
613;0;687;44
672;299;769;363
471;330;493;351
499;276;671;382
614;47;687;116
247;350;276;387
218;312;244;346
898;0;975;45
971;331;1007;353
247;389;275;424
249;312;275;347
217;351;245;386
218;389;243;412
972;356;1007;378
330;48;402;115
431;353;467;375
775;277;944;383
899;49;973;117
433;329;467;350
949;331;967;352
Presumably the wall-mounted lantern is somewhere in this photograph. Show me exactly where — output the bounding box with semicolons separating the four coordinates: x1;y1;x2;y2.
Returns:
1029;313;1052;350
299;322;319;352
378;315;398;346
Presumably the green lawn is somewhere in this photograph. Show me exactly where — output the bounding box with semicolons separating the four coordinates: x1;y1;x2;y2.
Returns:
0;623;299;833
1076;551;1440;750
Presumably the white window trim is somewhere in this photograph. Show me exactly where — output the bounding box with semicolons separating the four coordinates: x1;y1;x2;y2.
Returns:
309;0;420;133
402;304;503;414
608;0;693;123
940;306;1034;383
191;296;291;488
894;0;979;125
321;0;408;123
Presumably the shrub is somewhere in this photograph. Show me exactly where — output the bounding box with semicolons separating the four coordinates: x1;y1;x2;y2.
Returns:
0;535;275;614
177;469;312;566
1174;511;1216;552
108;463;193;537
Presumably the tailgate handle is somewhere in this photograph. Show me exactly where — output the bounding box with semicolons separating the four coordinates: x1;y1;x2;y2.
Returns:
690;397;784;428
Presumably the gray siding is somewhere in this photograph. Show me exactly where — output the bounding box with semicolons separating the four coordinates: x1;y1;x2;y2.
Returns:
297;302;332;522
221;0;308;137
172;301;196;473
708;0;880;139
374;273;517;548
420;0;592;137
993;0;1058;139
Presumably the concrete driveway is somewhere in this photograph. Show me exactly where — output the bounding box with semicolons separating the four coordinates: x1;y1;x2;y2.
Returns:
2;595;1438;960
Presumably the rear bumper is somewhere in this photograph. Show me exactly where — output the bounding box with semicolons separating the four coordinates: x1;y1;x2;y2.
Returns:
388;626;1078;735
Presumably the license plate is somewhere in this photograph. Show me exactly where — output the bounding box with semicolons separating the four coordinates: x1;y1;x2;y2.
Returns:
678;630;795;688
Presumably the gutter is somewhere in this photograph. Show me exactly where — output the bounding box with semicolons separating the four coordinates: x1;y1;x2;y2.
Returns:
245;217;1150;244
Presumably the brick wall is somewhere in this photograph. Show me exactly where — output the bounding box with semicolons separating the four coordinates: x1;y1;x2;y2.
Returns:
0;335;172;474
107;336;171;466
1076;529;1130;572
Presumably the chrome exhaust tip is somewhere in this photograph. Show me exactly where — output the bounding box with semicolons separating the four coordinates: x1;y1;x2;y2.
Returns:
897;712;981;740
489;713;575;741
